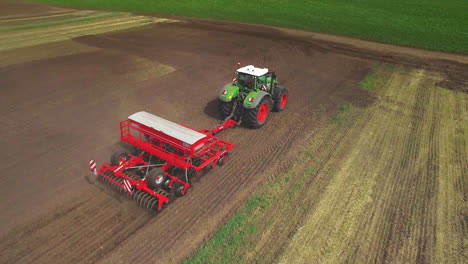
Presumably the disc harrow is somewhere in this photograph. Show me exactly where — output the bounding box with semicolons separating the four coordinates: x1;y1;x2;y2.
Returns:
132;190;160;210
98;170;128;195
90;111;236;212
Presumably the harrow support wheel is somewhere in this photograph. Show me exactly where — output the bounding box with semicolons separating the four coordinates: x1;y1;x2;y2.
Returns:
147;168;167;189
244;96;273;129
217;153;228;166
173;182;187;197
110;148;130;166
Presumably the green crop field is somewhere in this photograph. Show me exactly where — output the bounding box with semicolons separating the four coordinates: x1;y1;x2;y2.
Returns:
28;0;468;54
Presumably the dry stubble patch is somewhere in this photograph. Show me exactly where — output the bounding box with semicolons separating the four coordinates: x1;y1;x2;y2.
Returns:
0;12;177;52
278;67;467;263
0;40;99;67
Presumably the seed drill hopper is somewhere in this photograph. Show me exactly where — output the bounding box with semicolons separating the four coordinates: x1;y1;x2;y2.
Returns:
90;111;237;211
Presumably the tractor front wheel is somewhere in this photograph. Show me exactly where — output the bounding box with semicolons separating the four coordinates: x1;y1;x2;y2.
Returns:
218;100;233;119
244;96;272;129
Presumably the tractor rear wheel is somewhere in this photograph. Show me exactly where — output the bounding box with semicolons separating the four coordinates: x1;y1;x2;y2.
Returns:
147;168;167;189
110;148;130;166
273;87;288;112
244;96;272;129
218;100;233;119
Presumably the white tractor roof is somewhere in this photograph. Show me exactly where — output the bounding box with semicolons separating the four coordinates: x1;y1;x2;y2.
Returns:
128;111;207;145
236;65;268;77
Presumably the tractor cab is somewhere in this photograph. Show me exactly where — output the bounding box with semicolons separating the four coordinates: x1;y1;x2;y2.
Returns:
235;65;276;92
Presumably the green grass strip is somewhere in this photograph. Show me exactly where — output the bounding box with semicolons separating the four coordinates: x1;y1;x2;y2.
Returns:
360;71;381;92
182;192;272;264
332;104;352;125
0;12;124;32
25;0;468;54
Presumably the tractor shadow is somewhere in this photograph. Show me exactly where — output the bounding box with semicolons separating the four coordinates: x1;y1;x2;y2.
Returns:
203;98;253;129
204;98;223;120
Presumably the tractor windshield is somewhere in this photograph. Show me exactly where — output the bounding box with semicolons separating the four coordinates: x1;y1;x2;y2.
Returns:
237;73;255;89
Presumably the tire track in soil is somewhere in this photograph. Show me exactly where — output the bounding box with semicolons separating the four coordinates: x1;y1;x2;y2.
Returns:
349;93;409;263
366;71;418;263
0;188;153;264
448;89;468;262
347;70;416;263
371;72;435;263
412;85;440;263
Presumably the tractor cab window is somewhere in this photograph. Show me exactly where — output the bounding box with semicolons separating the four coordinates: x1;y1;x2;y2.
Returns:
257;75;270;91
257;75;266;86
237;73;255;89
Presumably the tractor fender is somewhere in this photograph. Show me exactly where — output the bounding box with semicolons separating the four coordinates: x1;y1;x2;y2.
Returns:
243;90;272;109
219;83;239;102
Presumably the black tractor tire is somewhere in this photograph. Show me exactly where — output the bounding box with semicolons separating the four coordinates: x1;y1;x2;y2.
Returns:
243;96;273;129
110;148;130;166
218;100;234;119
273;87;288;112
146;168;167;189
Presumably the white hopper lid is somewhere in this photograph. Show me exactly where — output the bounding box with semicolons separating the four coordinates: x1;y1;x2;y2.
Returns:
128;111;206;145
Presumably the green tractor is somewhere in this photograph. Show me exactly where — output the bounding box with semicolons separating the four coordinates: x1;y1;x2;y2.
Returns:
218;65;288;128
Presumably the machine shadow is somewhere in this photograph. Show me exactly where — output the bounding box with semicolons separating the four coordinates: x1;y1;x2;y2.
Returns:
204;98;223;120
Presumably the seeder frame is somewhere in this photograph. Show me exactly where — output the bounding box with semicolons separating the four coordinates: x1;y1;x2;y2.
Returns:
94;114;236;211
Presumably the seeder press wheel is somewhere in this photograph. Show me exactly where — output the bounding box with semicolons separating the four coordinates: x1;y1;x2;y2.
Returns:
132;189;170;210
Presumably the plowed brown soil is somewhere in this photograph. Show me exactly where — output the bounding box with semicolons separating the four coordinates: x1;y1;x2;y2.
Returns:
0;1;466;264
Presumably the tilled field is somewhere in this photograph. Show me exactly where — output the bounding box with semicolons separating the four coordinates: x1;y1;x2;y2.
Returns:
0;1;466;264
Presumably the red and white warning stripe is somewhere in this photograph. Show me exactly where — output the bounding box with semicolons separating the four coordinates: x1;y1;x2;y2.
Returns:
123;179;132;194
261;85;267;91
89;160;97;175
